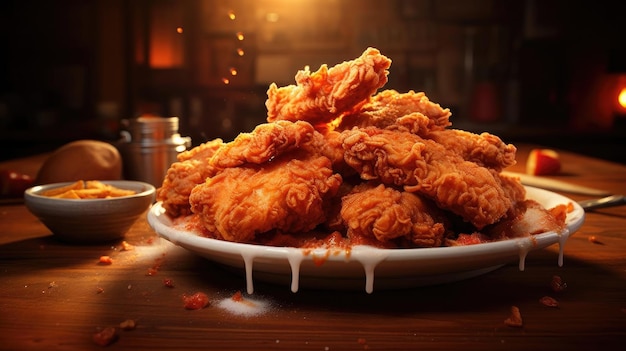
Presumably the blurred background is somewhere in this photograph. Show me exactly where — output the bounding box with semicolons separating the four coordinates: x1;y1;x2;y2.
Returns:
1;0;625;162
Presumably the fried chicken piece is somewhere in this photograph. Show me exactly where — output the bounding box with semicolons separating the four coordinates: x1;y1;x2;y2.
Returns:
160;120;333;218
337;90;452;135
340;183;449;248
265;47;391;126
189;155;342;243
341;127;426;186
156;138;224;217
425;129;517;171
206;120;324;176
340;127;512;228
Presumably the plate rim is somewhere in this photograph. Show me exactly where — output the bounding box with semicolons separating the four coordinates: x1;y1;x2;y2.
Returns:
146;186;585;292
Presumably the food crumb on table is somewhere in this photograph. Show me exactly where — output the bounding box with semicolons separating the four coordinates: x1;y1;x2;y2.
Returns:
182;292;210;310
120;240;134;251
588;235;603;244
504;306;523;327
92;326;118;347
119;319;137;331
98;255;113;265
539;296;559;308
550;275;567;293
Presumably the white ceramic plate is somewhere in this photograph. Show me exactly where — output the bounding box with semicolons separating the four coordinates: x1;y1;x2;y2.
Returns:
147;186;585;294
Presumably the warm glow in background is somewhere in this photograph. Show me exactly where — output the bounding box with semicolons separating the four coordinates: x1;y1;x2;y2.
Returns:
148;1;185;68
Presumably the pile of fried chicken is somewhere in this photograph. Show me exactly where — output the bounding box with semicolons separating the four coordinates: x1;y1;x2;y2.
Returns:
157;47;568;249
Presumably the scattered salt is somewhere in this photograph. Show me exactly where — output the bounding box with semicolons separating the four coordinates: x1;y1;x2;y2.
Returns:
216;294;270;317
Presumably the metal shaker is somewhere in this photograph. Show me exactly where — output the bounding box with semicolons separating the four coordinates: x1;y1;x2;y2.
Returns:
118;116;191;187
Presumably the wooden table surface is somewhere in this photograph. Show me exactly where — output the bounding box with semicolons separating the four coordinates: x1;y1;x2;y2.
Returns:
0;144;624;351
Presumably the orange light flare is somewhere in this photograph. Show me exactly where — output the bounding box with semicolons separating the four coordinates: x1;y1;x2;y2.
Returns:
176;27;183;34
223;10;241;84
613;75;626;116
618;87;626;110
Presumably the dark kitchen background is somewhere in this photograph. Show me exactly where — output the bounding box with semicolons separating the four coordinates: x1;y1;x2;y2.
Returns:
1;0;625;163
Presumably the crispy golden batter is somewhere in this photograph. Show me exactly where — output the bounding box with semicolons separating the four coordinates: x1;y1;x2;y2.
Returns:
338;90;452;135
425;129;517;171
206;120;324;176
189;155;341;243
265;47;391;126
340;183;449;247
340;127;512;229
158;120;328;217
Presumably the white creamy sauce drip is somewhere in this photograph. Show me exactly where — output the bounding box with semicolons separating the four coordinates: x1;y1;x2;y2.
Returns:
241;252;256;295
286;250;305;293
354;248;390;294
516;227;571;272
240;246;389;294
240;228;573;294
516;239;532;271
556;228;570;267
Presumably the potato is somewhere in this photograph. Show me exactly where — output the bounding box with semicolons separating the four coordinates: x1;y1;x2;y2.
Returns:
35;140;123;185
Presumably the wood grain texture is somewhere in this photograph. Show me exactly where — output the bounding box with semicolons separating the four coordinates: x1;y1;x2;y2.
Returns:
0;144;624;350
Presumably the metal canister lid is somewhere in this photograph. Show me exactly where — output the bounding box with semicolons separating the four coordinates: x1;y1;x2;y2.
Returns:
124;116;180;143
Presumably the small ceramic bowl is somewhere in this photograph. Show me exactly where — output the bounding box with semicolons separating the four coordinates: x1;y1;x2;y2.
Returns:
24;180;156;243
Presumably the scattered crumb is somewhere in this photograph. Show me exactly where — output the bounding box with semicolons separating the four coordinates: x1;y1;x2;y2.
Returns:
588;236;603;244
119;319;137;331
163;278;175;288
146;256;165;276
92;327;118;346
504;306;523;327
231;291;244;301
120;241;134;251
98;256;113;265
96;287;104;294
182;292;210;310
539;296;559;308
550;275;567;293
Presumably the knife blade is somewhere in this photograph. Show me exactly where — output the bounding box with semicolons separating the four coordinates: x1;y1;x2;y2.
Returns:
578;194;626;210
501;171;611;196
